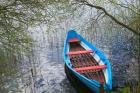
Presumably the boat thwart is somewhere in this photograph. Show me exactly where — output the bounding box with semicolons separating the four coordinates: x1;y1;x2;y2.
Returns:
63;30;112;93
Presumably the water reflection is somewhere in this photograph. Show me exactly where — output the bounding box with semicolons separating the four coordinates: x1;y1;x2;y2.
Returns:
26;28;77;93
0;26;138;93
30;27;138;93
32;45;76;93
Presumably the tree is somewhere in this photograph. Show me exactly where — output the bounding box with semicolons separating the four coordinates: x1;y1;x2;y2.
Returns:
0;0;70;91
0;0;60;87
73;0;140;92
1;0;140;92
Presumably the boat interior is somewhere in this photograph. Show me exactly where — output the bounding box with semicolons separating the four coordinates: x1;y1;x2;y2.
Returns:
67;38;106;84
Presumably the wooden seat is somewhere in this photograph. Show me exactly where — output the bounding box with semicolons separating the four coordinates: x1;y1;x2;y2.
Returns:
74;65;106;72
67;50;93;56
69;38;79;43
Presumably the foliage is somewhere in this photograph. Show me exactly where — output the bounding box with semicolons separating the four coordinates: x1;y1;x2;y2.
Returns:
0;0;65;85
0;0;73;88
73;0;140;92
0;0;71;59
119;87;131;93
0;0;140;92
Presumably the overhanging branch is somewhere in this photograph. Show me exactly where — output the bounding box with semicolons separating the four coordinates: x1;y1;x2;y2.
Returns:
79;0;140;35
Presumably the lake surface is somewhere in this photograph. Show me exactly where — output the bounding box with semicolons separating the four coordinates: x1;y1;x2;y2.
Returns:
0;20;138;93
21;27;138;93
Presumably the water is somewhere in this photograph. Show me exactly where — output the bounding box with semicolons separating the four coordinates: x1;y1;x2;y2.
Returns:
25;28;77;93
0;26;138;93
25;26;138;93
0;6;139;93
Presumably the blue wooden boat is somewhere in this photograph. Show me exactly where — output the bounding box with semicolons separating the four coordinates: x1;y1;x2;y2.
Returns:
63;30;112;93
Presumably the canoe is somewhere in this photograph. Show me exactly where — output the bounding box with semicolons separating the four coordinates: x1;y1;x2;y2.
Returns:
63;30;112;93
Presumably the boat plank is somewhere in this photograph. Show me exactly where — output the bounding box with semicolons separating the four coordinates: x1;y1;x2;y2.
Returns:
69;42;106;84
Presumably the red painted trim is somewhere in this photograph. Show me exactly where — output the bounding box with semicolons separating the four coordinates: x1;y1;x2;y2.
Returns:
74;65;106;72
69;38;79;43
67;50;93;55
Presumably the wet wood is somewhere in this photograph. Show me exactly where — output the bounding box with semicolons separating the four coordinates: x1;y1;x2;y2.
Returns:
69;42;106;84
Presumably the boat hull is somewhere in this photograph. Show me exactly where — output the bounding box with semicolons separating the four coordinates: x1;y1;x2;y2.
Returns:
63;30;112;93
65;63;108;93
64;64;94;93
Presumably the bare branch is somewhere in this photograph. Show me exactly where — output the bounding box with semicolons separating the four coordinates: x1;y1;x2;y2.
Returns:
78;0;140;35
108;0;139;15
